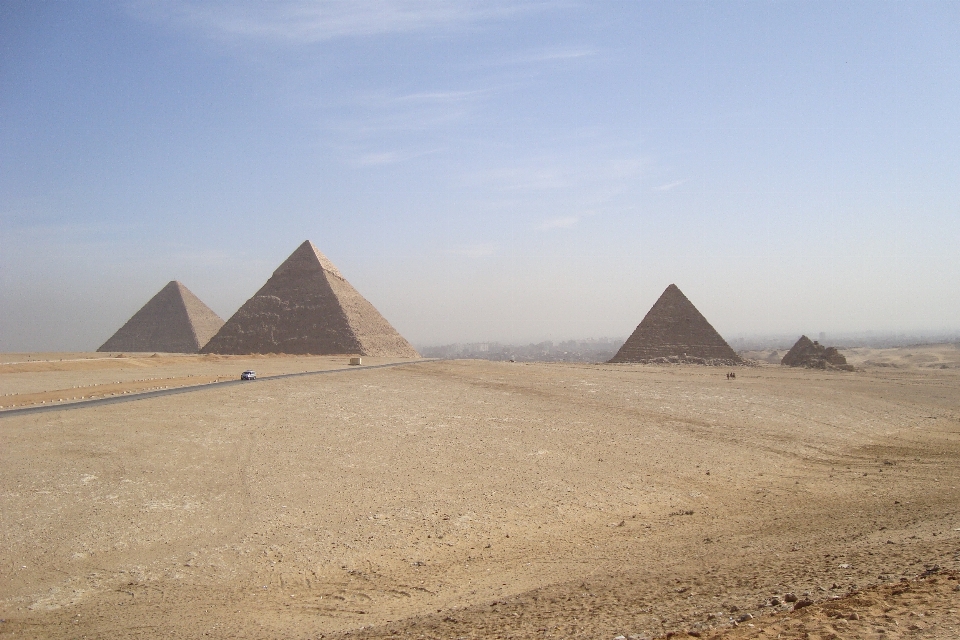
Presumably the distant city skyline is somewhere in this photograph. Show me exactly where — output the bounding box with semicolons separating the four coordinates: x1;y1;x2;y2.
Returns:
2;1;959;351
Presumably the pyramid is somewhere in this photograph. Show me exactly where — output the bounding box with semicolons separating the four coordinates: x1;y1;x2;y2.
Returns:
781;335;852;370
608;284;742;364
98;281;225;353
201;241;419;357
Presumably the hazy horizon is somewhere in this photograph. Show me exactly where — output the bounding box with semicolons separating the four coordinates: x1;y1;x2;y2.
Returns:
3;1;959;352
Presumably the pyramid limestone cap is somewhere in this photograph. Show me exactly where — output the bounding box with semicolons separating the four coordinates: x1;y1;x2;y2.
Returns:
273;240;343;280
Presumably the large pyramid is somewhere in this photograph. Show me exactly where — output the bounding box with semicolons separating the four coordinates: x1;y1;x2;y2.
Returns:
201;241;419;357
608;284;742;364
98;281;225;353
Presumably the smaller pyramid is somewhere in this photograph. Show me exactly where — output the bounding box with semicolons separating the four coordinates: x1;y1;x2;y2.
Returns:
202;241;419;357
98;281;225;353
781;336;852;370
609;284;742;364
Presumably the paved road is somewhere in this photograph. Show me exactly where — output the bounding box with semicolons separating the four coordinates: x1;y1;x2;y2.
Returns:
0;360;433;420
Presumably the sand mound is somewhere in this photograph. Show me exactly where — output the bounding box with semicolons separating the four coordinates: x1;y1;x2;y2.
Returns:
703;569;960;640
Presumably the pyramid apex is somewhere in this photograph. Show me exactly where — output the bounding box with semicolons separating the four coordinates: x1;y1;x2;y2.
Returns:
655;284;692;305
274;240;343;279
165;280;193;298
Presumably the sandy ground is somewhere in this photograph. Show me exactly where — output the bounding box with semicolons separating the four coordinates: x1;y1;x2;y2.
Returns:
1;347;960;639
0;353;412;410
743;343;960;369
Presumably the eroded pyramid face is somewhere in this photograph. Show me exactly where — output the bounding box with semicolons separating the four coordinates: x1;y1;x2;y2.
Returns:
609;284;741;364
201;241;419;357
98;281;224;353
781;335;849;369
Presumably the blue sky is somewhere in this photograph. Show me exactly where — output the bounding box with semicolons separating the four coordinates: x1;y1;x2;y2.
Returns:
2;1;958;351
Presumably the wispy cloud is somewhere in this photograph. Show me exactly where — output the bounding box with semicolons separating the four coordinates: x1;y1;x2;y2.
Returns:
446;243;497;258
395;89;487;103
320;87;487;139
654;179;685;191
469;155;647;194
514;47;598;65
352;148;440;166
535;48;596;61
537;216;579;230
475;166;567;191
355;151;405;166
128;0;546;42
168;247;237;267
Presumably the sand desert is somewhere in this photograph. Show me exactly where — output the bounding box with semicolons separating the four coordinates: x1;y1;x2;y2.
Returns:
1;346;960;639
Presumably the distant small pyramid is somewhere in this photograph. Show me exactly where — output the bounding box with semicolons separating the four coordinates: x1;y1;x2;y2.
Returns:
781;335;851;370
608;284;741;364
201;241;419;357
98;281;224;353
781;335;817;366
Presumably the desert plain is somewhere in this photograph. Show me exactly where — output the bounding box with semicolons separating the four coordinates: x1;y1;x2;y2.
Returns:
2;346;960;639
